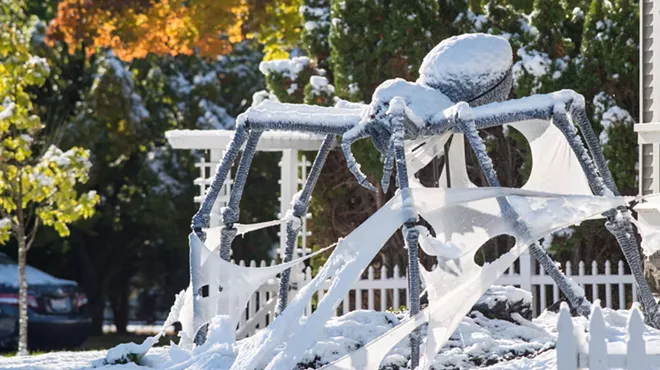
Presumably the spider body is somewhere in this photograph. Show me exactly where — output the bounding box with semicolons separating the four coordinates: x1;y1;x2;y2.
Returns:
190;33;660;364
348;33;515;190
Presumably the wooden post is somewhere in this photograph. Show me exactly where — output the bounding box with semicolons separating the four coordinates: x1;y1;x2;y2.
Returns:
519;250;533;314
540;263;547;312
368;266;375;310
380;265;387;311
557;302;578;370
592;261;599;302
627;306;648;370
605;260;613;308
589;301;609;370
618;261;626;309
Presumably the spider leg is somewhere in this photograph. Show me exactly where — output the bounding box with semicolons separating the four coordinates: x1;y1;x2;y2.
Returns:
341;129;378;192
388;97;422;369
192;129;262;345
189;103;362;345
568;101;619;195
276;134;335;315
369;123;392;155
248;100;378;192
190;125;248;345
191;124;248;237
449;101;593;318
551;102;660;326
561;103;659;325
381;138;396;192
218;130;263;259
432;91;660;327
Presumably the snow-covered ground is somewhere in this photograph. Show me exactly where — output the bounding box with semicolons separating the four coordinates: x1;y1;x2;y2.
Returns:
2;306;659;370
102;324;175;336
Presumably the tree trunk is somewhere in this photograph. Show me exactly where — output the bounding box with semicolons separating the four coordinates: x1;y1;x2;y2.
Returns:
16;232;28;356
74;239;105;335
109;279;129;334
87;288;106;336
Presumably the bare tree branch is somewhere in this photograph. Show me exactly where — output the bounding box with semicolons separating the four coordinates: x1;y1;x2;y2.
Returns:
26;218;39;251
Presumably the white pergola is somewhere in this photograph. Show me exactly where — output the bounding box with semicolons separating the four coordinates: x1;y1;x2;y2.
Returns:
166;129;328;257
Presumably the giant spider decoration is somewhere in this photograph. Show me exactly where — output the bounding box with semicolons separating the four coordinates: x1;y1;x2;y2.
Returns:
191;33;659;367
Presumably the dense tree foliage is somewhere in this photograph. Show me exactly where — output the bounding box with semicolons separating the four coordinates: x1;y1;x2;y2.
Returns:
45;0;248;61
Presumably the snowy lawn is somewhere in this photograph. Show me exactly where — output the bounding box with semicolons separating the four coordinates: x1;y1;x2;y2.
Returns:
2;307;659;370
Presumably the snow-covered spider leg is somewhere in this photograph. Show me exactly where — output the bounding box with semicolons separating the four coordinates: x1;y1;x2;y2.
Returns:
557;103;656;325
568;101;619;195
551;103;660;327
341;129;378;192
430;91;660;326
189;104;361;345
479;92;660;327
191;124;248;238
449;102;593;317
276;134;335;315
189;125;250;345
193;130;263;345
218;130;263;260
248;100;375;193
388;97;422;369
380;139;396;192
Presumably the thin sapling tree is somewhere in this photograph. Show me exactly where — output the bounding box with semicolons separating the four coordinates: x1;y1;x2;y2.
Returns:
0;1;99;355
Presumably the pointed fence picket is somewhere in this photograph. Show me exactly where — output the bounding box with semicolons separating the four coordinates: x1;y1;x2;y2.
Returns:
233;255;637;338
557;301;660;369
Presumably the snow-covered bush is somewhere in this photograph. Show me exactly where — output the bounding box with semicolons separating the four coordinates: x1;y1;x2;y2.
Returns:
304;76;335;106
259;57;315;103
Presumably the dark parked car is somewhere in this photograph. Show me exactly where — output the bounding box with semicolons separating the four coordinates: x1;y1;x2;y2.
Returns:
0;253;90;350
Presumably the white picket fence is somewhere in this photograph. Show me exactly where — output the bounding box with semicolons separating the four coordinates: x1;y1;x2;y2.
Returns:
557;301;660;369
232;251;638;338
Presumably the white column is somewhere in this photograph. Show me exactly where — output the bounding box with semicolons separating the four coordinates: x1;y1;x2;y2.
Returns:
519;249;534;315
299;154;312;257
279;149;299;257
209;149;231;228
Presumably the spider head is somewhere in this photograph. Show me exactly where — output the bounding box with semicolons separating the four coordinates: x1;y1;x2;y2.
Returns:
364;102;392;156
417;33;513;106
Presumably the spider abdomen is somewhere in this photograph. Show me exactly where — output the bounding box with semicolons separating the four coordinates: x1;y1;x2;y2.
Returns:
418;33;513;105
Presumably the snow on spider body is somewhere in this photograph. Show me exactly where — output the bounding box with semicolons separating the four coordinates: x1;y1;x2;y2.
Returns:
190;33;660;356
244;34;517;193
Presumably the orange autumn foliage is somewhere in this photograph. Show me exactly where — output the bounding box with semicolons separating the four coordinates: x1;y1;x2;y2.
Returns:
46;0;249;61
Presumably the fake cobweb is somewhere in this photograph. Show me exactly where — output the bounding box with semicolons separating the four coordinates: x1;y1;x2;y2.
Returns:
105;186;628;370
407;119;592;196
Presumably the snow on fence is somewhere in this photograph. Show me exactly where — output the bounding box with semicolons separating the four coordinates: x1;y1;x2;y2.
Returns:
557;302;660;369
233;251;638;338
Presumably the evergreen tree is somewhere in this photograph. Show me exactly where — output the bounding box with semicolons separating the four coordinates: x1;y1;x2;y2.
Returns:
383;0;444;81
300;0;331;72
329;0;387;102
530;0;572;58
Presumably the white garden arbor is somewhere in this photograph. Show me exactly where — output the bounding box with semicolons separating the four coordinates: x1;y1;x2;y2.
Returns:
165;129;327;257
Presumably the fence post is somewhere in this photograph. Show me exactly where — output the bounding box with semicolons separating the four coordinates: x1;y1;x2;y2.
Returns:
557;302;578;370
519;250;533;313
279;149;299;257
589;301;608;370
627;306;647;370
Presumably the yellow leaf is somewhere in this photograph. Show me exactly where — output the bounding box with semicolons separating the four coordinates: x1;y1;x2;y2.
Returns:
263;46;289;61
